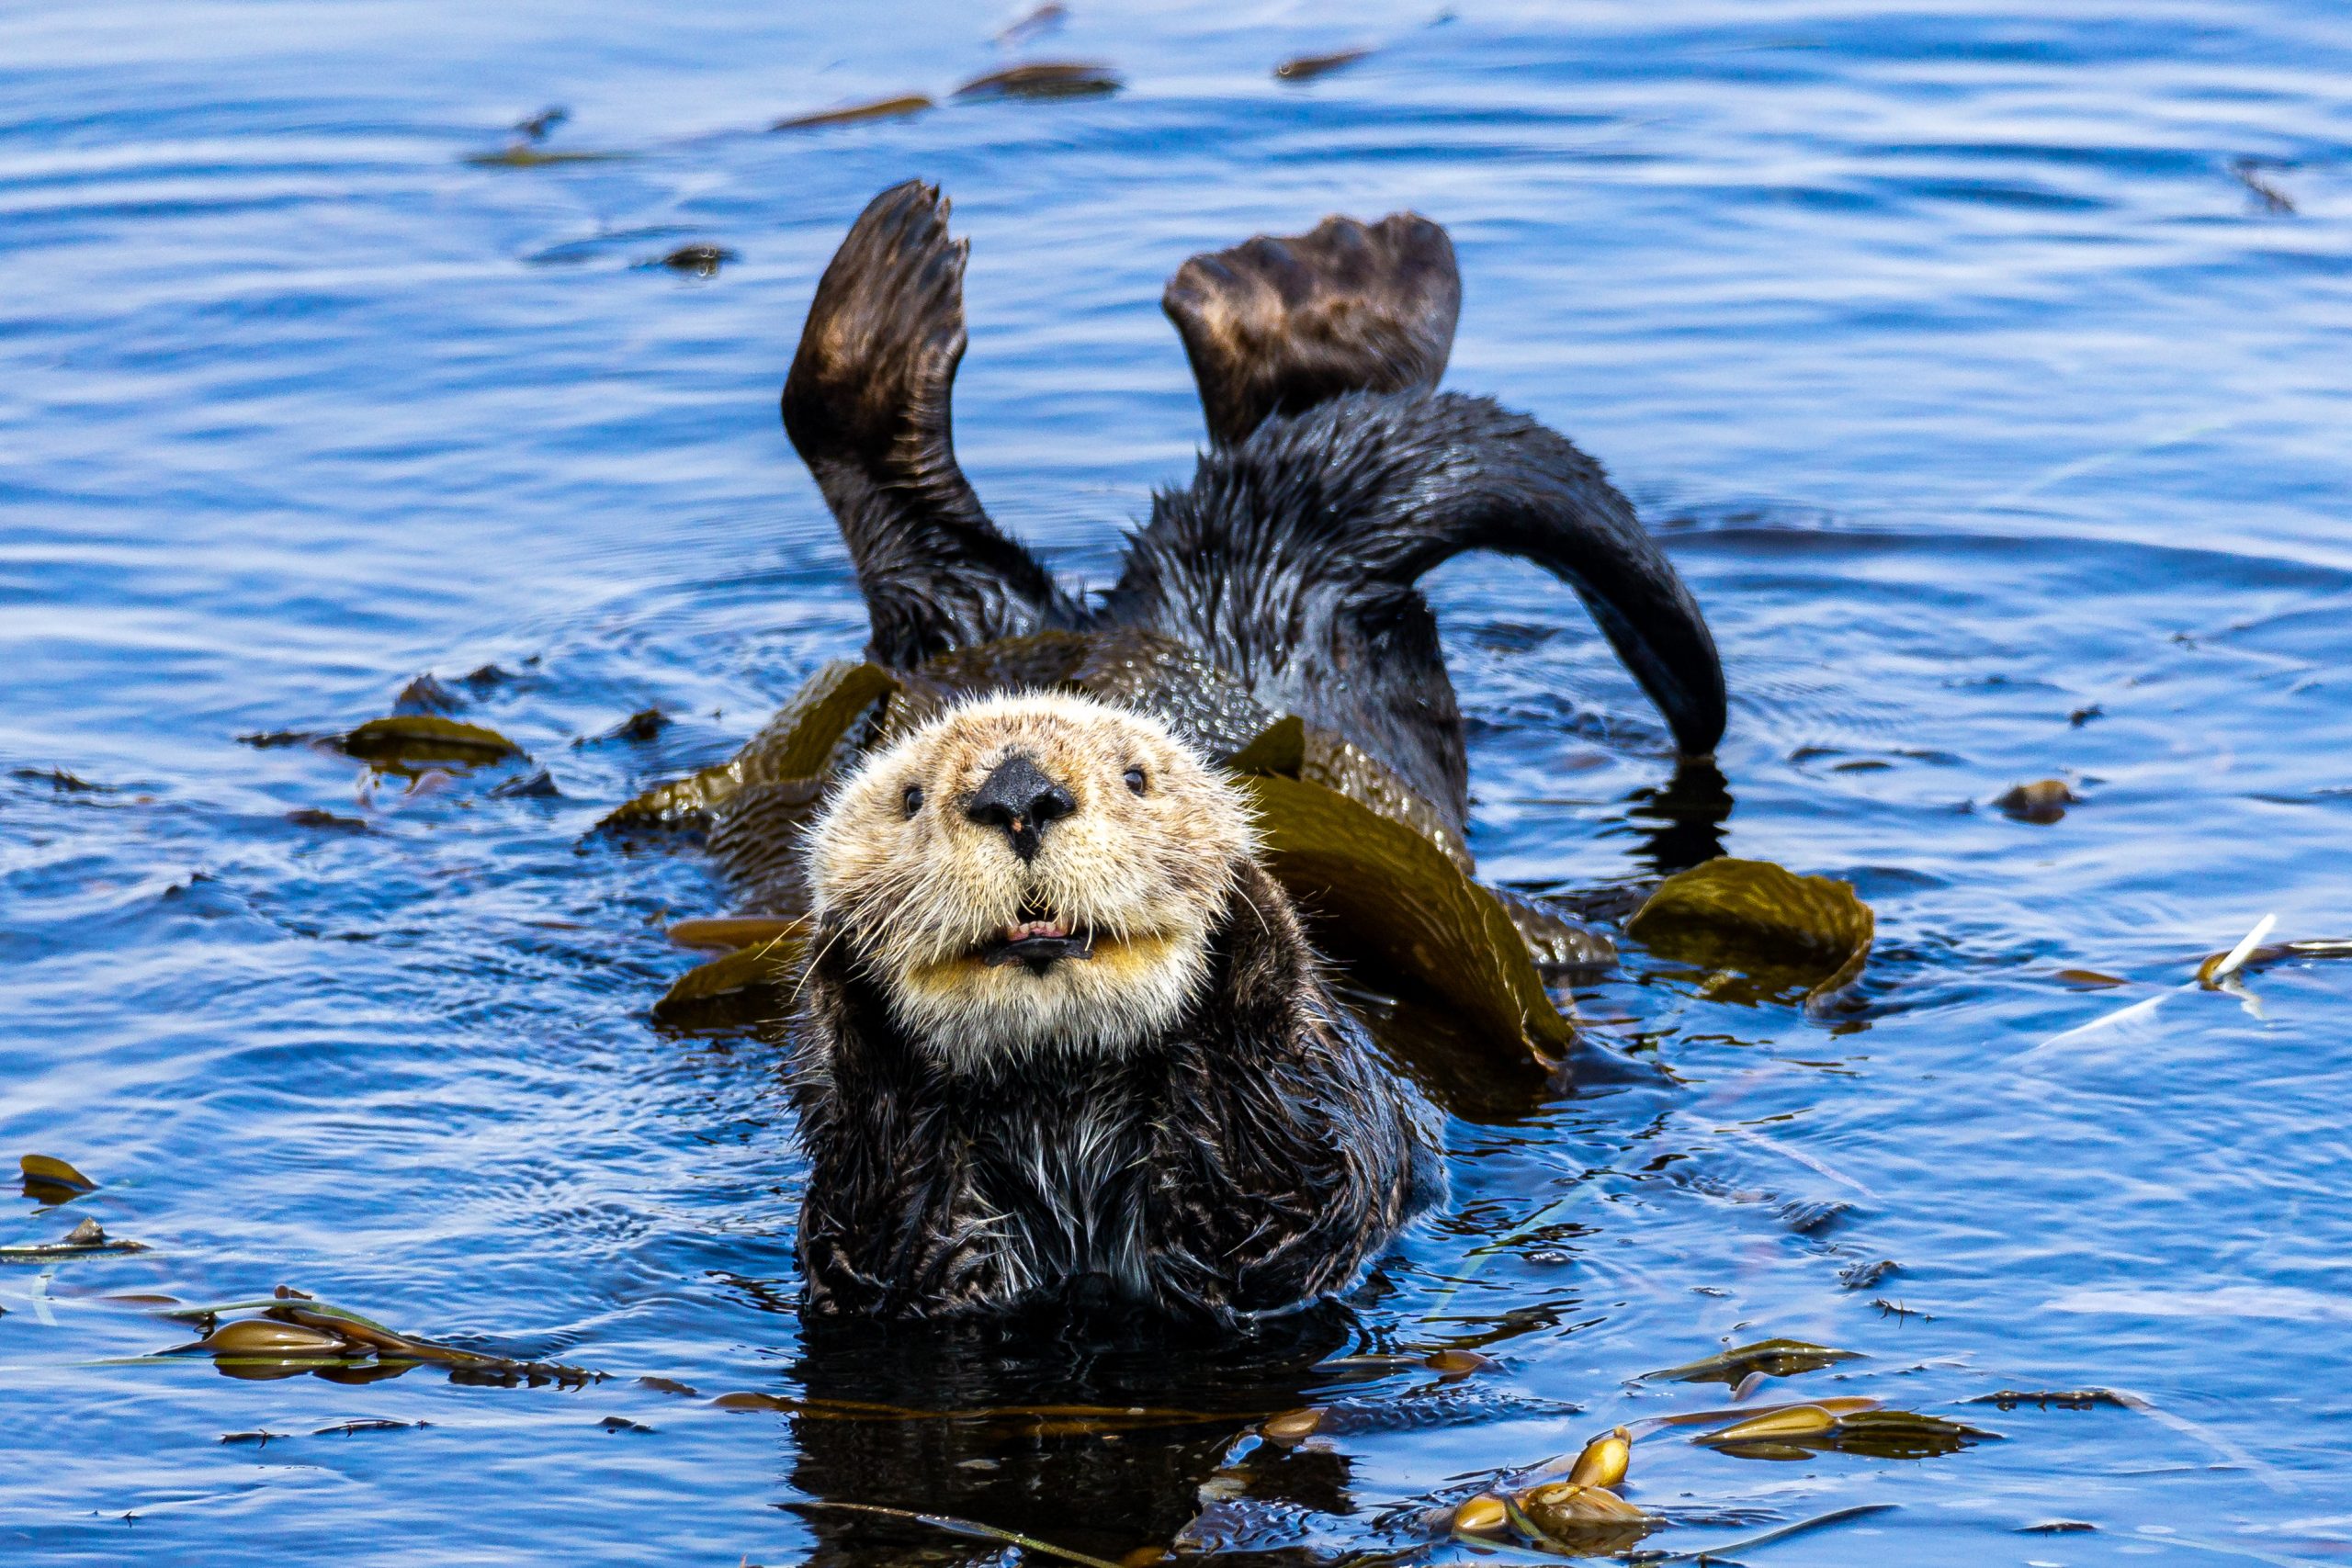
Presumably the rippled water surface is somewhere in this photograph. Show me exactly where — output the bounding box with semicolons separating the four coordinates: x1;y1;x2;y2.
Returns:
6;2;2351;1563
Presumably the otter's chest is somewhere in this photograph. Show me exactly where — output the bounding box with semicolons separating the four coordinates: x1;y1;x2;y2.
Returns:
949;1073;1165;1303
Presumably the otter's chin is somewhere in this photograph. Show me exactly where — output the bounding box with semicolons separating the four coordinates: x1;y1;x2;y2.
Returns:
887;928;1209;1068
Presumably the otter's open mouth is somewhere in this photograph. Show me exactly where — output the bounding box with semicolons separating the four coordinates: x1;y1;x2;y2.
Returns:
977;914;1096;973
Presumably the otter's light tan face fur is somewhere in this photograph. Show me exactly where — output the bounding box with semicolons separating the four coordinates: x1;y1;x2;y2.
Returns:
807;693;1254;1067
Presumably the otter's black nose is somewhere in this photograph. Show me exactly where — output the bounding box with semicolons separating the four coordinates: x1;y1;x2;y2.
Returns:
966;753;1075;862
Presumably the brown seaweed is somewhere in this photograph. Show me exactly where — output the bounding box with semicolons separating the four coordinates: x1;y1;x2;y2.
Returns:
1641;1337;1861;1386
655;243;734;276
602;659;895;829
953;62;1123;100
1241;772;1575;1057
463;145;629;168
1626;860;1873;1006
651;929;807;1021
1274;48;1374;82
1695;1404;1997;1461
341;715;523;767
1997;778;2079;823
20;1153;99;1201
773;94;934;131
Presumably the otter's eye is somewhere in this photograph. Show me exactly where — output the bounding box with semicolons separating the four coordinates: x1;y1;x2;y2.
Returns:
902;784;924;817
1123;766;1148;795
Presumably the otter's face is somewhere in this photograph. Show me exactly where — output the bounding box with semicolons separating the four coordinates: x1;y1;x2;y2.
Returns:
806;692;1254;1066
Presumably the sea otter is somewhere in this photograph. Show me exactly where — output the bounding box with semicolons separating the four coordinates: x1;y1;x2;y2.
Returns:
726;181;1726;1320
791;691;1442;1321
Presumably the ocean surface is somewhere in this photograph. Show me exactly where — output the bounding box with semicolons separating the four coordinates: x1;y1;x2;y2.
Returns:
5;2;2350;1563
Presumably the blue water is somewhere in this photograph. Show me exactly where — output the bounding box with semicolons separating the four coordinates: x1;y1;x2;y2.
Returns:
5;2;2350;1562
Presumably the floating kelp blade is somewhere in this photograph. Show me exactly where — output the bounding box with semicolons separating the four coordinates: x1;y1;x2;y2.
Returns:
1642;1337;1861;1386
341;715;522;766
199;1318;352;1356
1240;773;1574;1056
20;1153;99;1200
774;94;933;130
603;659;896;829
1567;1427;1632;1487
656;243;734;276
668;917;804;952
953;62;1123;100
1261;1407;1326;1443
1275;47;1373;81
1;1217;146;1260
1506;1480;1655;1556
1967;1388;2123;1410
316;1418;428;1436
1626;1395;1883;1438
1697;1404;1996;1460
786;1502;1127;1568
463;145;629;167
181;1315;372;1381
1625;858;1873;1005
587;707;668;744
1311;1347;1497;1382
1224;714;1305;776
1997;778;2080;823
393;673;464;715
1695;1403;1838;1442
169;1295;601;1387
1451;1495;1510;1537
652;932;806;1023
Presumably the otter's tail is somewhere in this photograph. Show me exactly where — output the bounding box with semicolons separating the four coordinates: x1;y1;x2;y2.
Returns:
1108;391;1727;823
782;181;1078;667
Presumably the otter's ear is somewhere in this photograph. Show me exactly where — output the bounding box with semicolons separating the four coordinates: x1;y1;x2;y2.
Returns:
783;181;1078;667
1162;212;1460;450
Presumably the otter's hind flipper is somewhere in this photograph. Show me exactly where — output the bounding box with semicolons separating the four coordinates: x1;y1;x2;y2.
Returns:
1163;213;1460;449
784;181;1079;666
1113;392;1726;827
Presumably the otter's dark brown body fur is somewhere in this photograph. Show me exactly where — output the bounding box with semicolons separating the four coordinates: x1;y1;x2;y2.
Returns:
792;861;1442;1323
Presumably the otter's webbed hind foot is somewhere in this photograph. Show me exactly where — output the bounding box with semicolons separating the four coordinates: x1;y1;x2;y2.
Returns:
1162;211;1461;449
783;180;1079;666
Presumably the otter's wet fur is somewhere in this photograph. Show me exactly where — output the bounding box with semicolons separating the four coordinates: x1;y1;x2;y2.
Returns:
792;693;1444;1322
768;182;1727;1323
